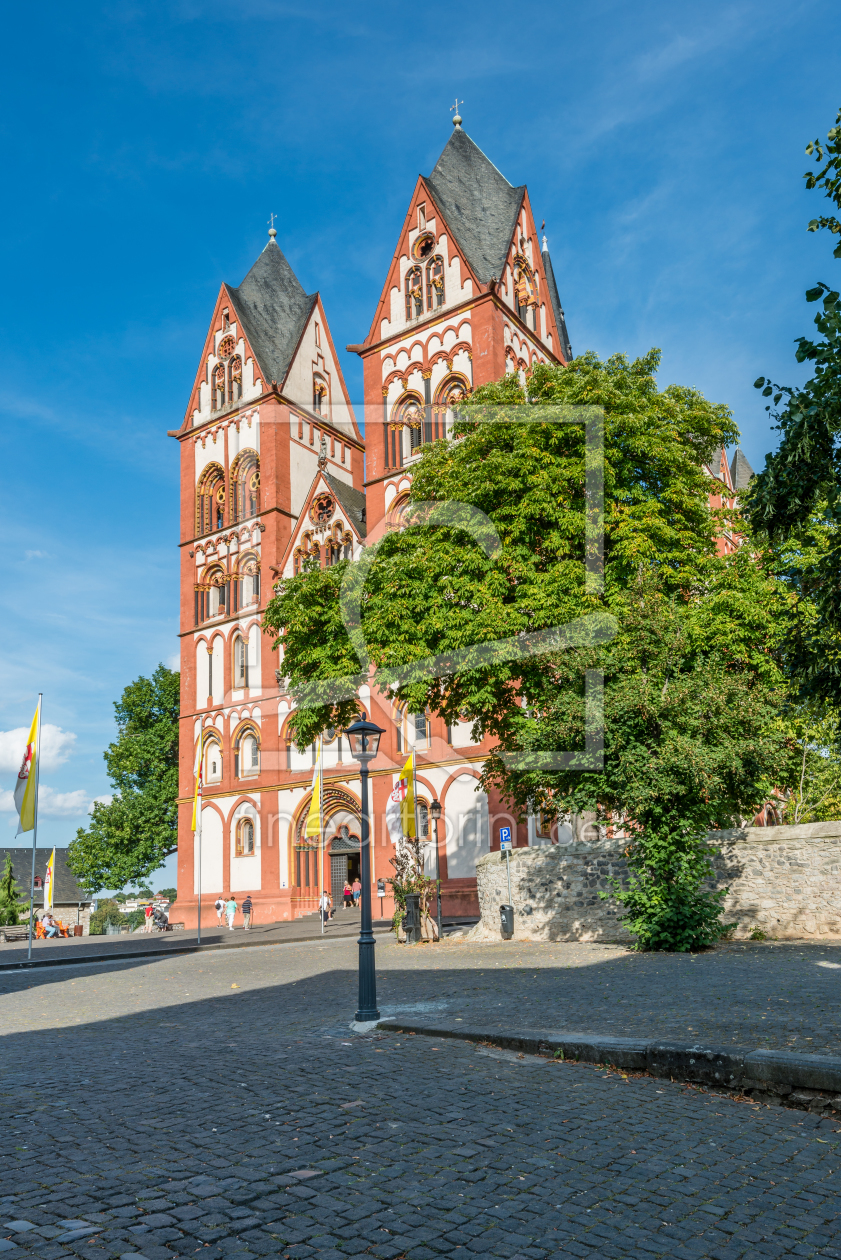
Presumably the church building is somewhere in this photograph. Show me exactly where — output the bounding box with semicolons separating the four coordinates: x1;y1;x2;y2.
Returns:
170;115;736;928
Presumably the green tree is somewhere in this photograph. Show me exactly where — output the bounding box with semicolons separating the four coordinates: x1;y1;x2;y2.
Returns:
68;665;180;893
156;887;177;901
88;899;129;935
747;106;841;705
264;352;786;948
266;349;739;750
0;854;24;927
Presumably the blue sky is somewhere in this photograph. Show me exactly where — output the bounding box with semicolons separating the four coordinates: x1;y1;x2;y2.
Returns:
1;0;839;885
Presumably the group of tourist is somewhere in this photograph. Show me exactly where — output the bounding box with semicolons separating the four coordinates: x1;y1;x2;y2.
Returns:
213;895;253;931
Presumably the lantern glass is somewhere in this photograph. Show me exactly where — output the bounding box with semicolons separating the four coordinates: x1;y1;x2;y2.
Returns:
430;798;442;820
345;715;384;760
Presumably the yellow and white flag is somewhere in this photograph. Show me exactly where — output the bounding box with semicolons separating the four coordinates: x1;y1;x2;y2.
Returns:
385;750;416;843
44;848;55;911
191;735;203;834
304;738;322;838
14;703;39;836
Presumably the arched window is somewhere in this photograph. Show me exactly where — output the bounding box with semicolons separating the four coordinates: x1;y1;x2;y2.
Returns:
434;376;468;440
426;256;445;310
229;356;242;403
293;548;303;576
418;800;429;839
237;555;260;609
391;395;424;460
212;363;226;410
233;635;248;689
313;376;327;415
405;266;423;320
229;450;259;523
204;737;222;784
513;257;537;328
206;568;228;618
236;818;255;856
235;726;260;777
196;464;225;536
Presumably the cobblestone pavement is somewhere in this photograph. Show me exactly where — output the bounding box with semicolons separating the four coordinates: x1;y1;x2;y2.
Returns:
2;938;841;1259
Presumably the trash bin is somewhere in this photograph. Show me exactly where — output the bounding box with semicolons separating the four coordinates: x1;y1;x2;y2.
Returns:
73;925;83;937
500;904;514;940
403;893;422;944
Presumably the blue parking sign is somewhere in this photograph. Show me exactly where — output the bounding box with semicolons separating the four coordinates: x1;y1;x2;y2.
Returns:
499;826;512;851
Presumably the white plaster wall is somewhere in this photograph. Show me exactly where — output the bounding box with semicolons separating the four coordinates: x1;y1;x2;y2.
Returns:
195;807;224;894
211;635;225;706
247;623;261;695
283;307;357;440
445;773;490;878
228;416;260;462
382;226;474;340
196;641;210;708
289;438;320;517
195;430;226;480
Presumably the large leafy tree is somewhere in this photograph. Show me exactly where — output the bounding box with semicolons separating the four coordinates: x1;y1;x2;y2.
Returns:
265;352;792;949
67;665;180;893
747;106;841;705
266;349;739;748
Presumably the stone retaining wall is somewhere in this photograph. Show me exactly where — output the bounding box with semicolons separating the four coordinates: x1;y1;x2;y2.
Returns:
468;820;841;942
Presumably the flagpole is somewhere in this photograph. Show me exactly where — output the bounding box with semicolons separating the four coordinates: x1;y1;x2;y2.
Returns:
320;738;325;937
27;695;43;963
195;734;203;946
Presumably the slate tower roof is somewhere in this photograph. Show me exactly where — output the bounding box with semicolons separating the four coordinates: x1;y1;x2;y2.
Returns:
424;129;525;283
541;240;572;362
227;239;317;387
730;448;755;491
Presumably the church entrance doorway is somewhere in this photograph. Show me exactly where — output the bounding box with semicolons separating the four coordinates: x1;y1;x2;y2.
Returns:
329;824;361;907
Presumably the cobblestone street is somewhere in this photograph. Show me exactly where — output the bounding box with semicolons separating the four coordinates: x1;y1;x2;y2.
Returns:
2;938;841;1259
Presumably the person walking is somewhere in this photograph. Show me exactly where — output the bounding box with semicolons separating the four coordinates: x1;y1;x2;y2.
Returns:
214;896;225;927
319;889;331;926
225;895;237;930
351;877;362;908
241;895;253;931
342;880;352;908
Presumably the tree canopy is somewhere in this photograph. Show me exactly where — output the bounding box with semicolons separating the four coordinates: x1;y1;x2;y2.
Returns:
747;105;841;706
67;665;180;893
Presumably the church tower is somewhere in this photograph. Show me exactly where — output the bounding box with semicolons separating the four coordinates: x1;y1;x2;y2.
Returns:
351;111;572;534
169;229;364;928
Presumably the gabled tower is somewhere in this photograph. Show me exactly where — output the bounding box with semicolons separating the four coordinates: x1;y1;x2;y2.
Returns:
169;230;364;928
350;114;572;532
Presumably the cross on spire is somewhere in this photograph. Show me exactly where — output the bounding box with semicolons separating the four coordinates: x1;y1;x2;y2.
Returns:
450;98;463;129
267;212;277;240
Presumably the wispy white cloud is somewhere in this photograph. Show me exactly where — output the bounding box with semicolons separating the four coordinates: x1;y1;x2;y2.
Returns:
0;724;77;774
0;784;106;818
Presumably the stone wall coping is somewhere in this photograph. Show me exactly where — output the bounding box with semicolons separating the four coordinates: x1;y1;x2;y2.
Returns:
475;819;841;868
377;1016;841;1097
710;820;841;844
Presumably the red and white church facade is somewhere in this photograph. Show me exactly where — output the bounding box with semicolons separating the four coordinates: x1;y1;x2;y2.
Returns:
172;118;748;928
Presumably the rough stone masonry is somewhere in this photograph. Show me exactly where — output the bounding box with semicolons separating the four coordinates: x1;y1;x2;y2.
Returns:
469;820;841;942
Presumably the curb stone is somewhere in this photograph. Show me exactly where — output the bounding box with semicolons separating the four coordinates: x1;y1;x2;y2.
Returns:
376;1017;841;1117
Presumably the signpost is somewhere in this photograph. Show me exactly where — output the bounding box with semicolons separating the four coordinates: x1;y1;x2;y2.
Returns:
499;827;514;939
377;878;386;920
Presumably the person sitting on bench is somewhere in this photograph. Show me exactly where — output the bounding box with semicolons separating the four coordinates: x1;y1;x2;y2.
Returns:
41;912;60;938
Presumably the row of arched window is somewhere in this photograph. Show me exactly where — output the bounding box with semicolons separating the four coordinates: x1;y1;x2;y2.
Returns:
195;451;260;537
292;523;352;575
512;255;539;331
384;376;467;469
195;562;260;625
199;630;258;701
211;335;243;411
202;724;260;785
405;256;445;320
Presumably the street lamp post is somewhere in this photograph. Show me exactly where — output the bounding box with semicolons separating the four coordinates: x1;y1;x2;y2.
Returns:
345;713;385;1023
430;798;443;943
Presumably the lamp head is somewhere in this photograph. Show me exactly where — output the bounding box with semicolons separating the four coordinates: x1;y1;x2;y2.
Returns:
430;798;442;820
344;712;385;762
